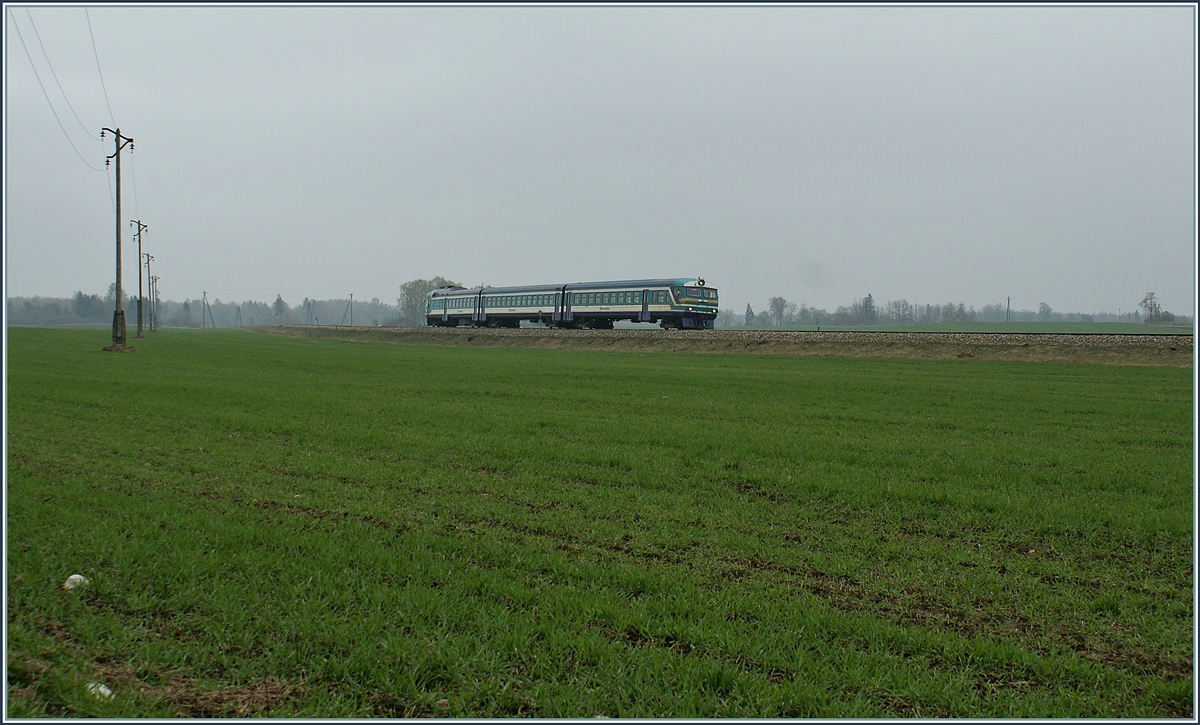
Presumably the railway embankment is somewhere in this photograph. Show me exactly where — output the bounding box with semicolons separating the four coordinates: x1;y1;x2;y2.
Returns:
269;326;1193;367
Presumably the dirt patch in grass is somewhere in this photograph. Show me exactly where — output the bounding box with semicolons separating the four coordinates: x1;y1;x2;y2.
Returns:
93;663;301;717
267;326;1193;367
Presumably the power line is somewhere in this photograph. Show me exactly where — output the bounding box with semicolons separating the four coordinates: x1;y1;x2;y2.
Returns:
105;163;115;215
8;8;105;172
130;147;141;219
84;7;116;127
26;8;99;140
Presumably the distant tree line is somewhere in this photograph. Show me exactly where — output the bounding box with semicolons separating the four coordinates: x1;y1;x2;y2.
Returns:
5;276;467;328
716;292;1190;328
9;284;1189;329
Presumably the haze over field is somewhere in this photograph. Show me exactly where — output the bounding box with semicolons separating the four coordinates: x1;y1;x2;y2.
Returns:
4;5;1195;316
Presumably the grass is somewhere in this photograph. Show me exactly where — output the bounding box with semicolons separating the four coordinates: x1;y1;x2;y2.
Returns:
5;328;1193;717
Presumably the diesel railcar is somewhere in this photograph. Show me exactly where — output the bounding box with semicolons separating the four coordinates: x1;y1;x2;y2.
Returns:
425;278;718;329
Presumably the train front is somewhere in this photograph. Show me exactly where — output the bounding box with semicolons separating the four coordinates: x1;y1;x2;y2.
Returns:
671;279;718;329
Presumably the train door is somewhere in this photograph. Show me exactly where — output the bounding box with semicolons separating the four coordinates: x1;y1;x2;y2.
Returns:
639;289;650;322
441;295;449;324
561;286;573;323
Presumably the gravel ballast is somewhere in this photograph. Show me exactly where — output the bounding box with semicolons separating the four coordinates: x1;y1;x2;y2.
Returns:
269;326;1193;367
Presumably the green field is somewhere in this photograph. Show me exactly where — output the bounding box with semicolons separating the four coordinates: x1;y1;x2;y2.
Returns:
6;328;1193;717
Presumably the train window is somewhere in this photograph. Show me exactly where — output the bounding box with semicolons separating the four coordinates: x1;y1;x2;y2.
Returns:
703;289;717;299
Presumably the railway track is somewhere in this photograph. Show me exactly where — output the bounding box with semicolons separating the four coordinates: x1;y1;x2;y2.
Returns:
298;325;1191;347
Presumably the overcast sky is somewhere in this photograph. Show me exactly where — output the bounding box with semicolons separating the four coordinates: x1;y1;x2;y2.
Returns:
5;4;1195;315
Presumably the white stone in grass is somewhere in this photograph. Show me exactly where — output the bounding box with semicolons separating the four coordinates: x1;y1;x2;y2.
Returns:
63;574;89;590
86;681;113;699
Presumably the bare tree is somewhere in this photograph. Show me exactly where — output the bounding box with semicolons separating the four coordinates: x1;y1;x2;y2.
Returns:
715;308;739;328
398;276;461;326
1139;292;1161;322
768;296;787;326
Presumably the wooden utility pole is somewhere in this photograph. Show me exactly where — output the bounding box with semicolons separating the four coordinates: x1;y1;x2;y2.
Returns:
131;220;148;337
149;275;159;331
202;292;217;329
143;254;154;331
102;128;133;349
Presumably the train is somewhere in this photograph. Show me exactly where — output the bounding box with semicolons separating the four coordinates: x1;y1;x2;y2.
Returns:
425;277;718;329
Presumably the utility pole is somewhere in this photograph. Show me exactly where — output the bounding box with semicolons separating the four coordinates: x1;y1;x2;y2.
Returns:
1005;296;1010;324
149;275;158;331
102;127;133;349
143;254;154;331
350;293;354;326
131;220;148;337
235;305;242;327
